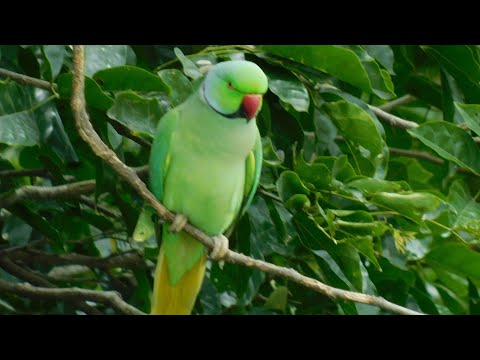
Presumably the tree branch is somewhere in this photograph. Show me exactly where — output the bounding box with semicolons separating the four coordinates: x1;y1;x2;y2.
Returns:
107;118;152;148
378;94;416;112
389;147;445;165
0;256;102;315
368;105;419;130
70;45;422;315
0;180;96;208
10;248;145;270
0;277;144;315
0;67;57;92
78;195;122;219
0;168;51;178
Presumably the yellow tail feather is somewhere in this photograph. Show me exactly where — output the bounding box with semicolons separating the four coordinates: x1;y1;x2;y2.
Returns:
150;246;207;315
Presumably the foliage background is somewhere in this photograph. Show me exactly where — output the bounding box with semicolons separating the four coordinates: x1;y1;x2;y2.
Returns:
1;45;480;315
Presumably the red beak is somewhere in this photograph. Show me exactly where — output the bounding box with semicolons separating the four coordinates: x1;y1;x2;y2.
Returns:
242;94;262;121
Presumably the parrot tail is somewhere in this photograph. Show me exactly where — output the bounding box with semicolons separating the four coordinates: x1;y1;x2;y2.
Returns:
150;242;207;315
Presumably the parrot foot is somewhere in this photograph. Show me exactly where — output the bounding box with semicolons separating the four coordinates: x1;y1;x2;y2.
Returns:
169;213;188;233
210;234;229;260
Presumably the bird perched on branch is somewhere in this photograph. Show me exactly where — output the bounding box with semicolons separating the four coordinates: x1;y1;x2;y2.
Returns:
133;60;268;314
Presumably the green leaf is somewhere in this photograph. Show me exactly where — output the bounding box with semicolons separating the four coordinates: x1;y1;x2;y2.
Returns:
294;212;362;291
42;45;65;81
296;152;332;189
468;279;480;314
129;269;151;313
106;91;163;138
284;194;311;211
1;214;32;246
248;196;291;257
93;66;168;93
426;243;480;282
265;69;310;112
408;121;480;175
405;75;443;110
347;236;381;270
261;45;394;99
276;171;310;203
174;47;203;79
34;101;78;164
332;155;357;182
441;71;465;123
431;265;468;299
367;257;415;307
0;81;39;146
132;206;156;242
323;100;384;176
369;192;442;223
347;177;411;194
262;137;285;167
57;74;113;111
84;45;128;77
436;285;467;314
363;45;395;75
158;69;193;106
422;45;480;87
448;180;480;236
0;110;39;146
264;286;288;312
8;204;62;247
454;102;480;136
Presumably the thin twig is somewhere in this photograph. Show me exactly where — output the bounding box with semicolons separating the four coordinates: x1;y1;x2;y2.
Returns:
368;105;419;130
0;167;148;209
0;180;96;208
71;45;422;316
378;94;416;112
0;256;102;315
79;195;122;219
107;119;152;148
0;277;144;315
0;168;51;178
10;248;145;270
389;147;445;165
258;188;282;202
0;67;57;92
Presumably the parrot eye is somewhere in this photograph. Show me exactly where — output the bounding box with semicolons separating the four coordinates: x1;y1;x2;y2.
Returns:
227;81;234;89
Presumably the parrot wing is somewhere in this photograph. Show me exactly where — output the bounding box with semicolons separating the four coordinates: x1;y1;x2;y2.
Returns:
132;109;179;242
240;128;263;218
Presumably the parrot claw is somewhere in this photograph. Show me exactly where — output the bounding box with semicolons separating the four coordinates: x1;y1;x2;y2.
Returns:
169;213;188;233
210;234;229;260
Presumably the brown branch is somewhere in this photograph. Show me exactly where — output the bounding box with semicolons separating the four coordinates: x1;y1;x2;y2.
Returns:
132;165;149;181
0;167;148;209
107;118;152;148
368;105;419;130
78;195;122;219
378;94;416;112
389;147;445;165
0;67;57;92
0;256;102;315
0;277;144;315
11;248;145;270
370;103;480;145
0;180;96;208
71;45;422;316
0;168;50;178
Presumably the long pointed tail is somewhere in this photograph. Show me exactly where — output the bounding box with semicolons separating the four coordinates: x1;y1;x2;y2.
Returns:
150;245;207;315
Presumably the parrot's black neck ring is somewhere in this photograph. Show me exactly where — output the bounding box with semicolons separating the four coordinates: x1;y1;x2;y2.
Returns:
202;82;247;120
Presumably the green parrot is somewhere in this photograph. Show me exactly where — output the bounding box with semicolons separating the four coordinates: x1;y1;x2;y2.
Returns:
134;60;268;315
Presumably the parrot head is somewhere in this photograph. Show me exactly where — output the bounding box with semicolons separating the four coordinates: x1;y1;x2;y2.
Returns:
203;60;268;121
